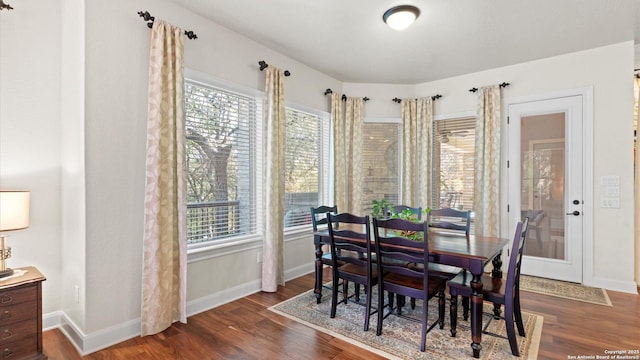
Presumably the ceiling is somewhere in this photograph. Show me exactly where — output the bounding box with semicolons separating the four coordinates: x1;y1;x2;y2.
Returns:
169;0;640;84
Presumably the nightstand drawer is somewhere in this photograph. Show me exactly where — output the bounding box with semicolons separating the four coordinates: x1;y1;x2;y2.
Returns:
0;286;36;307
0;336;37;359
0;301;36;326
0;320;36;346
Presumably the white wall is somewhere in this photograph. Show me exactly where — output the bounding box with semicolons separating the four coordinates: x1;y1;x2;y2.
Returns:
0;0;63;315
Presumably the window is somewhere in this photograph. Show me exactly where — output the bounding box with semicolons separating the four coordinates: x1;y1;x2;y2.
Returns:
185;80;257;244
283;108;327;228
432;117;476;213
362;121;401;213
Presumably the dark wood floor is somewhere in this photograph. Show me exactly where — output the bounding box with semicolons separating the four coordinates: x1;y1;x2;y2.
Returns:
43;271;640;359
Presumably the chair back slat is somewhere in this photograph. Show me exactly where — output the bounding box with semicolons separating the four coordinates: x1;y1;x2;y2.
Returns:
327;212;371;271
310;205;337;231
373;218;429;280
429;207;471;235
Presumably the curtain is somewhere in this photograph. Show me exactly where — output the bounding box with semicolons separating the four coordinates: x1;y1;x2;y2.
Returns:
332;93;346;212
261;66;286;292
401;97;433;208
473;85;501;237
141;20;187;336
332;95;364;214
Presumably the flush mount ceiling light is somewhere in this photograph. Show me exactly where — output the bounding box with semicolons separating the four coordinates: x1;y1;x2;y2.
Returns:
383;5;420;31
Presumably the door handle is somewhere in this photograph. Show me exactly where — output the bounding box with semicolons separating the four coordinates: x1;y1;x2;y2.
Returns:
566;210;580;216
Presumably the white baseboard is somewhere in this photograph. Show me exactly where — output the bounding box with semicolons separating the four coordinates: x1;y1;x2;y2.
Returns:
585;276;638;294
45;263;315;356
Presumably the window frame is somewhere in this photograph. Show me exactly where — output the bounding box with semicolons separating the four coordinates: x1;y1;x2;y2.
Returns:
185;69;265;258
283;102;331;235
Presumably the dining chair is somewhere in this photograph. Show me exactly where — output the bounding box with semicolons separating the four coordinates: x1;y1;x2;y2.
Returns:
372;217;447;352
421;207;473;316
447;218;529;357
429;207;471;235
326;212;378;331
310;205;338;303
400;207;471;314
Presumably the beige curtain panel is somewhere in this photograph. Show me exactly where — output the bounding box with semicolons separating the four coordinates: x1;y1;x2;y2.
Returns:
473;85;502;237
141;20;187;336
401;97;433;209
261;66;286;292
332;95;364;214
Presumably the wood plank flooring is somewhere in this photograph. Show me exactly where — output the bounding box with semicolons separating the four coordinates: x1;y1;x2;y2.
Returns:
43;271;640;359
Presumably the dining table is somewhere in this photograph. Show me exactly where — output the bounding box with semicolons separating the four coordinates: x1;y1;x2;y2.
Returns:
313;226;510;359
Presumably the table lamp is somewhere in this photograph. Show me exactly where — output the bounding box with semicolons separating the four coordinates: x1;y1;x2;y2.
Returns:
0;190;30;278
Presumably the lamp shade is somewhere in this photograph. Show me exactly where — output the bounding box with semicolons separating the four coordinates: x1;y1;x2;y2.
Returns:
0;191;30;231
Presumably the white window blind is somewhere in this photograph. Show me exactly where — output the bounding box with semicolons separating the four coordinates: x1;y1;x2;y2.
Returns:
284;108;323;228
362;122;401;214
185;80;257;244
432;117;476;213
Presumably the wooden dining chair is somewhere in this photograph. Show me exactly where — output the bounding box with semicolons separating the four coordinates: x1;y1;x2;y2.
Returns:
429;207;471;235
310;205;338;303
400;207;471;314
447;218;529;357
372;217;447;352
326;212;378;331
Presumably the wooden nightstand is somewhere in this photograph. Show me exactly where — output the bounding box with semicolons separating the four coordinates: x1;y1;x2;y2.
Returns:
0;267;46;360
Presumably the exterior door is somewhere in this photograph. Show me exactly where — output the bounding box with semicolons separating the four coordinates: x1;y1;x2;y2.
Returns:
508;96;583;283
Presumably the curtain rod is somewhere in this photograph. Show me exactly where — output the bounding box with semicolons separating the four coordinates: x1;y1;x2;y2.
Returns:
0;0;13;10
469;82;510;93
137;11;198;40
392;94;442;103
258;61;291;77
324;89;370;102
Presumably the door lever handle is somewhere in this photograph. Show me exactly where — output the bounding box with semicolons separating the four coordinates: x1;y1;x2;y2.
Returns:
566;211;580;216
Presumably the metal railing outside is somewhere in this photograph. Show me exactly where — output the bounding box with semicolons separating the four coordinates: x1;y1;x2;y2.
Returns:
187;200;242;244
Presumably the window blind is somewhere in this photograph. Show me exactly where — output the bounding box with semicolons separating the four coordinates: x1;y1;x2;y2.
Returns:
185;80;257;244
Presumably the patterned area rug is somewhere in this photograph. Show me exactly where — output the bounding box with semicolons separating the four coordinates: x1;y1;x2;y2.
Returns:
520;275;612;306
269;286;543;360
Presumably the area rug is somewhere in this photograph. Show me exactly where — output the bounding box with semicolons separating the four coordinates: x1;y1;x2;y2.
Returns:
269;287;543;360
520;275;612;306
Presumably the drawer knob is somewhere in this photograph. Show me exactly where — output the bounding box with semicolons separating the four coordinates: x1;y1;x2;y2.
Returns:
3;348;13;357
0;311;10;321
0;295;11;304
1;330;11;339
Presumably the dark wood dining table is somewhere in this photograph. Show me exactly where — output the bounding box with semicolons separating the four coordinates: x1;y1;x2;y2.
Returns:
313;227;510;358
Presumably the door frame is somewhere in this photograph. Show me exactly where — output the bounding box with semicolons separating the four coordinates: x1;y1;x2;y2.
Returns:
501;86;593;284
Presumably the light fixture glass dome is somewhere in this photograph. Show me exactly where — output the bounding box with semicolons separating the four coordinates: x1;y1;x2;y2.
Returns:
383;5;420;31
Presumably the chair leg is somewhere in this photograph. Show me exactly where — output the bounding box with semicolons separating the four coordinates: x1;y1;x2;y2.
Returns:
420;296;427;352
388;291;395;311
514;292;526;336
462;296;469;321
363;284;372;331
354;283;361;303
330;275;339;318
493;303;502;319
342;279;349;304
396;294;405;315
410;297;416;310
449;295;458;337
504;302;520;357
376;288;385;336
438;291;445;330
